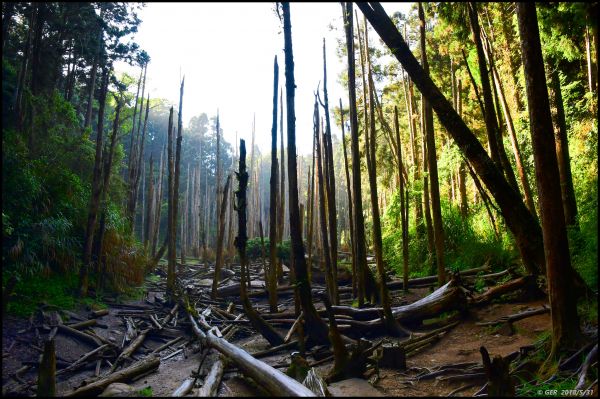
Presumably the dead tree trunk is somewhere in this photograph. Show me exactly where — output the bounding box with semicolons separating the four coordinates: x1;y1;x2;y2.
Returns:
212;175;231;299
235;139;284;346
166;106;176;298
283;2;330;346
321;38;339;305
269;56;280;312
339;99;357;299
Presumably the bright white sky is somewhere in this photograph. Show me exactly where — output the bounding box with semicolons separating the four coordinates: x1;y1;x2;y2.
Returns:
116;2;411;155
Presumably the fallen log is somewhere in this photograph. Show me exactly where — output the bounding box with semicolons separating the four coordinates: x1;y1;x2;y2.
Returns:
575;343;598;390
66;319;97;330
65;356;160;397
57;344;112;376
471;275;539;305
57;324;102;347
476;306;549;327
187;312;314;396
328;279;467;326
197;355;225;396
150;336;184;355
91;309;109;318
110;329;150;372
172;378;194;397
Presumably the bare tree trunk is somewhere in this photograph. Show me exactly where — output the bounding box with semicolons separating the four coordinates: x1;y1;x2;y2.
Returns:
321;38;339;305
314;99;335;304
152;145;166;256
268;56;280;313
339;99;357;299
516;2;582;360
350;5;377;305
171;79;184;293
145;155;155;249
166;107;176;298
457;79;469;219
212;175;231;298
419;2;445;286
126;66;143;175
235;140;284;346
282;2;330;346
394;106;410;294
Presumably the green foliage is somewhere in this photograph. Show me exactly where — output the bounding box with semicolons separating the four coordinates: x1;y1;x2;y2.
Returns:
137;386;153;397
245;237;291;263
515;376;578;397
6;272;75;316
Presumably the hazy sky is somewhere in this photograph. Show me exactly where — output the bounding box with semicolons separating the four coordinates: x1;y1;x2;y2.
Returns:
115;2;411;155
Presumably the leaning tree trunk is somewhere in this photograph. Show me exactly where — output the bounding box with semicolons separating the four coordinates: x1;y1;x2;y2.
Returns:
356;2;546;277
516;2;582;361
282;2;330;346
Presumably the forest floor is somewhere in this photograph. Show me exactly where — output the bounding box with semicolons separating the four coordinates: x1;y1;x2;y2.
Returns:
3;256;590;397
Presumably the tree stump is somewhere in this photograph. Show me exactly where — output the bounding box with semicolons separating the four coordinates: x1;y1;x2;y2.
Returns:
480;346;514;396
378;342;406;370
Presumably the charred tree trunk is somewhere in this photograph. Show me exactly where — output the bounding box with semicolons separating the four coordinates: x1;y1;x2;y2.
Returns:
516;2;582;360
282;2;330;346
236;139;284;347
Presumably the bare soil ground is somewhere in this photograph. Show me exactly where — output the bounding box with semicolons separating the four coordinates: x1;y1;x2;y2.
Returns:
1;264;553;397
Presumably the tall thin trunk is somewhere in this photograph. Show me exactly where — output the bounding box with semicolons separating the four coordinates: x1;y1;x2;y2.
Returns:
80;69;109;297
145;155;155;249
421;95;435;259
357;2;546;276
152;145;166;256
339;99;357;299
166;107;176;298
236;140;284;346
349;5;376;305
490;54;537;216
548;64;578;229
468;2;501;169
212;175;231;298
394;106;410;293
314;99;335;304
364;26;402;332
173;79;184;267
516;2;581;360
321;38;339;305
130;92;150;234
127;66;143;174
282;2;330;346
268;55;280;313
457;79;469;219
419;2;445;286
279;90;286;244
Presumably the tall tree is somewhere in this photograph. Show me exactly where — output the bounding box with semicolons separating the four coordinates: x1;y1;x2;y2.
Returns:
320;38;339;305
281;2;330;346
342;2;376;306
357;2;546;276
166;107;176;298
516;2;582;361
418;2;445;286
268;55;279;313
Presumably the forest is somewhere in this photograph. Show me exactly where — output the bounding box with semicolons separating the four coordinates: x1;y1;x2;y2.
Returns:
1;2;598;397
